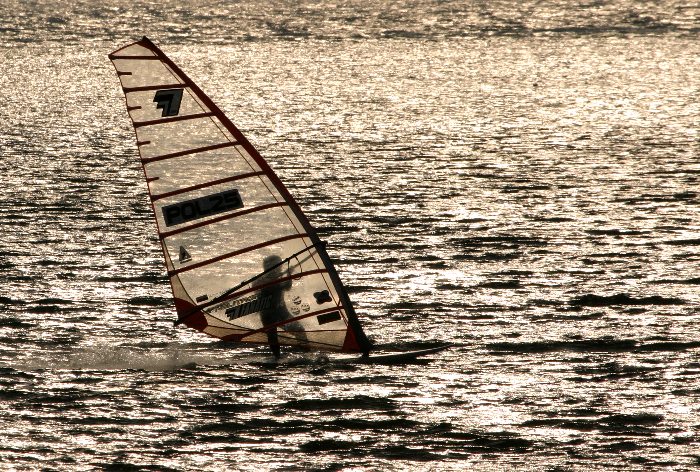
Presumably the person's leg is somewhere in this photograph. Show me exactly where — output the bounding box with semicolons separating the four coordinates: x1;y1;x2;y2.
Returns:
267;329;280;358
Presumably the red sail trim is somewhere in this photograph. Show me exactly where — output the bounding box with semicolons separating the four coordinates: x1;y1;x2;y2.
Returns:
294;334;362;353
109;55;162;60
151;171;265;202
141;141;236;164
221;332;360;352
159;202;288;239
342;328;361;352
133;112;215;128
199;268;330;309
123;84;184;93
168;233;309;276
202;320;252;330
206;317;349;334
234;306;347;341
174;297;207;330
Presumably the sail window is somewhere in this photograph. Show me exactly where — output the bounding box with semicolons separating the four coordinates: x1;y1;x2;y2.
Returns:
317;311;342;325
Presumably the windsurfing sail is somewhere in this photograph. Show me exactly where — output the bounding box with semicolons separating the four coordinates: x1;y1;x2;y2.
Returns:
108;37;372;355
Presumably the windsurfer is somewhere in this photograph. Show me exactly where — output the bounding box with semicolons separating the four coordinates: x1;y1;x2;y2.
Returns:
255;255;307;358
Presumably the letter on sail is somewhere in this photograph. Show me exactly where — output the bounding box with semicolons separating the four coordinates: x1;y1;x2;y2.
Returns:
108;37;371;355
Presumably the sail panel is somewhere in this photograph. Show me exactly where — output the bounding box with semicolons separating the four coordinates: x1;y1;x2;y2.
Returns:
173;238;329;302
144;146;262;196
110;37;371;354
124;88;211;124
193;262;348;343
110;44;156;58
151;174;285;230
135;117;233;160
161;207;303;273
205;301;350;349
112;58;184;90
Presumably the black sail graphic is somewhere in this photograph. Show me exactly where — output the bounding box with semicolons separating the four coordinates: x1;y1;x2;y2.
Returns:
109;37;371;354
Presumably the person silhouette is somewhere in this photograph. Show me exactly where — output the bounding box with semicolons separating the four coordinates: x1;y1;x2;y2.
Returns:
255;255;306;358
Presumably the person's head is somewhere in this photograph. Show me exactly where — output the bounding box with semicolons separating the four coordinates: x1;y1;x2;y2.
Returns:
263;255;283;274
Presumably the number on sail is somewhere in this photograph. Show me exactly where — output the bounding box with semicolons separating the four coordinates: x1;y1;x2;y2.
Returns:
153;89;183;117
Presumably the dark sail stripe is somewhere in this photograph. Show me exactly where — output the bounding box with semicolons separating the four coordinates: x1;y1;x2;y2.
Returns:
199;268;330;309
123;84;184;93
235;307;346;341
141;142;237;164
109;55;161;60
168;233;309;276
159;202;288;239
151;171;265;202
273;332;352;351
220;329;351;351
133;112;215;128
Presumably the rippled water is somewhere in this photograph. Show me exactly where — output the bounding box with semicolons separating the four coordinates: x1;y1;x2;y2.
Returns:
1;1;699;470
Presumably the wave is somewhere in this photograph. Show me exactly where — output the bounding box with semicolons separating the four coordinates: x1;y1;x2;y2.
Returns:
478;280;522;289
523;413;663;433
570;293;685;306
664;238;700;246
489;338;637;354
281;395;397;412
490;338;700;355
126;296;170;306
649;277;700;285
449;235;548;248
0;317;33;328
94;273;164;283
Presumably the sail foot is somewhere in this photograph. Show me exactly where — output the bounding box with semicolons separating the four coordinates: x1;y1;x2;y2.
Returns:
174;297;207;330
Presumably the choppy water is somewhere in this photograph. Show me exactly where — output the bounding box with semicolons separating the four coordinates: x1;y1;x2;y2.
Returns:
1;1;699;470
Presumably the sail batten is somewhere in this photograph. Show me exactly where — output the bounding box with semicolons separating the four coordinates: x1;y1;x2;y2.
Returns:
122;83;185;93
141;142;238;164
108;54;160;60
110;36;372;355
151;171;266;201
133;111;215;128
168;233;310;277
237;307;344;338
159;202;289;239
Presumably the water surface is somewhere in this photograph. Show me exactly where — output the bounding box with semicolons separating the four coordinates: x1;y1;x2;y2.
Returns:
1;1;699;470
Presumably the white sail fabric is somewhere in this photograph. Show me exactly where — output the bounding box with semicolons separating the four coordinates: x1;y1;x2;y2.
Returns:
109;37;370;354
